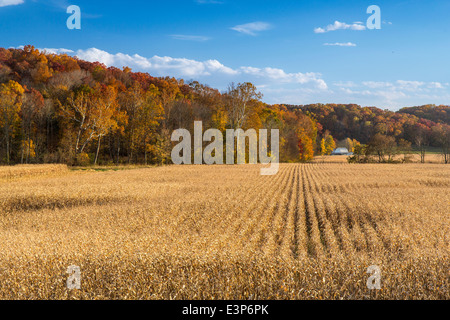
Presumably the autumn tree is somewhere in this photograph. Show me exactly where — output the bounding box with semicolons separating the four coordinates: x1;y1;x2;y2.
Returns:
225;82;263;129
323;132;336;155
342;138;360;153
320;138;326;156
91;85;123;165
290;112;317;162
414;123;432;163
190;81;223;130
120;82;145;163
398;139;412;163
0;80;24;164
21;88;44;163
134;85;164;164
348;144;370;163
30;54;52;83
432;124;450;164
298;129;314;162
157;77;181;130
58;85;115;159
58;85;94;156
368;133;398;163
276;109;297;162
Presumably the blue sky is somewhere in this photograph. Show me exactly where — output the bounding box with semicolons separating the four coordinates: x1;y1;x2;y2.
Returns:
1;0;449;110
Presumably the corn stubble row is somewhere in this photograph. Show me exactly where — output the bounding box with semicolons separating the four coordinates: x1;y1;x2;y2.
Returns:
0;164;448;299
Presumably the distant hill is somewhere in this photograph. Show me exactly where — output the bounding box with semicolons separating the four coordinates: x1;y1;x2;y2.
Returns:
398;105;449;125
285;104;449;144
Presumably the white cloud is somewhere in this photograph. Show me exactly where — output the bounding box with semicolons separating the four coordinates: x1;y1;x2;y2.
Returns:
362;81;393;89
40;48;75;55
0;0;24;7
333;80;449;109
71;48;325;89
394;80;426;92
368;80;446;92
324;42;357;47
75;48;152;71
314;21;366;33
333;81;357;88
231;22;272;36
203;59;237;75
428;82;444;89
240;66;327;89
170;35;211;42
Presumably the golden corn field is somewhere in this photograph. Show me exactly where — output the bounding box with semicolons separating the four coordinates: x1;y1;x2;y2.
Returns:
0;163;448;300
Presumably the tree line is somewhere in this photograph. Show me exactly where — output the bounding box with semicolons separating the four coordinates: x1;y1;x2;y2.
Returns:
0;46;449;165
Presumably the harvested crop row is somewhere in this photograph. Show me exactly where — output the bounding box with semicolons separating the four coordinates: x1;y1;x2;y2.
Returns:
0;163;448;299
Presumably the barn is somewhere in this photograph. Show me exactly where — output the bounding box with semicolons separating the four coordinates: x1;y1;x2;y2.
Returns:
331;148;353;156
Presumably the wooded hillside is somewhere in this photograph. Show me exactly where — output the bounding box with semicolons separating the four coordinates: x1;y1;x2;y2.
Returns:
0;46;449;165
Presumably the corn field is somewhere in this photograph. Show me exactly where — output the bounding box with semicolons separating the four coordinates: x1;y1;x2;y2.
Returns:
0;164;448;299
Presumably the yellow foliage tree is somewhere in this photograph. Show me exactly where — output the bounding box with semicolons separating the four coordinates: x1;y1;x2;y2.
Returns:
324;134;336;155
21;139;36;159
0;80;24;163
298;129;314;162
320;138;326;155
